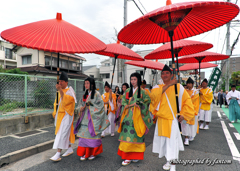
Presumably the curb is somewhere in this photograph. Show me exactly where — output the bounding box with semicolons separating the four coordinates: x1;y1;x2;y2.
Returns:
0;140;54;168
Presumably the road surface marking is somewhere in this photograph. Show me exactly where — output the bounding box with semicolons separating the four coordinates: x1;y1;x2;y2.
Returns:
229;123;234;128
217;111;222;118
221;121;240;162
234;132;240;140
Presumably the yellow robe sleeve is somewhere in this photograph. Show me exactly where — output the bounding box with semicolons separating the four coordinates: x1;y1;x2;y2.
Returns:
149;85;163;115
180;89;195;123
61;94;75;116
200;88;213;110
187;92;200;125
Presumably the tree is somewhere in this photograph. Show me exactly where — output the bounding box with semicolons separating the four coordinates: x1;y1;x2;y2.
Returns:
231;71;240;86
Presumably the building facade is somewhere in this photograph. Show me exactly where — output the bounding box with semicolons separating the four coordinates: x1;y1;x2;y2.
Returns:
11;46;87;79
0;40;17;69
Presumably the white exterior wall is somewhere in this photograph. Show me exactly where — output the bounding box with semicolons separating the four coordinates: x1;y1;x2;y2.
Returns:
0;41;17;68
84;66;100;78
16;47;44;67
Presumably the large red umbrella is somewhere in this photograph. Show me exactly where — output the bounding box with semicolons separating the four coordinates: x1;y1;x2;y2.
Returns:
125;59;165;78
1;13;107;109
125;60;165;86
179;62;218;87
177;51;228;85
118;0;239;115
145;40;213;82
95;41;144;88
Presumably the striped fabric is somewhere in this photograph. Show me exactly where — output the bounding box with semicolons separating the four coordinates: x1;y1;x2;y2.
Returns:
179;63;218;71
1;13;106;53
118;1;239;44
125;60;165;71
96;41;143;61
145;40;213;60
177;51;229;63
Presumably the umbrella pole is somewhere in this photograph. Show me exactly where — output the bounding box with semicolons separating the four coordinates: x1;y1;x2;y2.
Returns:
195;69;197;88
111;55;118;89
143;67;146;80
199;61;201;87
56;52;60;111
152;70;156;86
169;30;180;115
175;53;180;83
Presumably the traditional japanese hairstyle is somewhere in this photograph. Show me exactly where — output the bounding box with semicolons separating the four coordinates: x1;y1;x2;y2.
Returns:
129;72;142;98
83;77;96;99
121;83;129;95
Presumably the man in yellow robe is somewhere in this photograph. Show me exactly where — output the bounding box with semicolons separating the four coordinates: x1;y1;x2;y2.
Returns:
50;72;77;161
181;77;200;146
199;78;213;130
150;65;195;171
101;81;117;137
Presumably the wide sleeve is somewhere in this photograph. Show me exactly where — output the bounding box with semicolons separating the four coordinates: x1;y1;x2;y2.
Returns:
109;93;117;112
149;85;163;115
52;98;57;118
201;89;213;104
192;92;200;115
121;90;129;107
180;90;195;122
62;93;75;116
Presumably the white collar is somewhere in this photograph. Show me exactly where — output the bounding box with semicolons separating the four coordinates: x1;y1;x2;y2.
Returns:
133;87;138;94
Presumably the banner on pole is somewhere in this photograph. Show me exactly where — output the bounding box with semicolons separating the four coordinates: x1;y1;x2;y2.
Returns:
208;67;221;92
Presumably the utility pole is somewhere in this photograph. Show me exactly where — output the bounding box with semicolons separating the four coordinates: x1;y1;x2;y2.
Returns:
225;0;231;91
121;0;128;84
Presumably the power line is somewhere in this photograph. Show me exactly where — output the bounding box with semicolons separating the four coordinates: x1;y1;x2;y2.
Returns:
138;0;147;13
132;0;144;15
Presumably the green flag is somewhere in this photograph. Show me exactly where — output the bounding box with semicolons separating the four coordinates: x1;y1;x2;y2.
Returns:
208;67;221;92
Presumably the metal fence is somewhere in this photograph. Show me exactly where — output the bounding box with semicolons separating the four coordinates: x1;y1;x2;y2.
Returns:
0;73;104;117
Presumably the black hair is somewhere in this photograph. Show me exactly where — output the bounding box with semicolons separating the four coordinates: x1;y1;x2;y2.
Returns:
114;86;121;94
83;77;96;99
129;72;142;98
121;83;129;95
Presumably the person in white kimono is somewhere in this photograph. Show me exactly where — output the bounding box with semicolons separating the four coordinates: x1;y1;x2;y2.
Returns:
226;85;240;123
50;72;77;161
150;65;195;171
101;81;117;137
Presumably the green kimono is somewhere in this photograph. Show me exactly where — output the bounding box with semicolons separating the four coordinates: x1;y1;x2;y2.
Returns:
117;88;152;157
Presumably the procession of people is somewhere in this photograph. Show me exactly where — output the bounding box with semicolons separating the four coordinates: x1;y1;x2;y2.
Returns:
47;65;240;171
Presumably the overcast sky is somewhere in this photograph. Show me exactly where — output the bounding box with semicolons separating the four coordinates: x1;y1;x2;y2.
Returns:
0;0;239;79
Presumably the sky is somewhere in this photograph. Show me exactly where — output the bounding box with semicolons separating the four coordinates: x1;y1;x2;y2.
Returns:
0;0;240;79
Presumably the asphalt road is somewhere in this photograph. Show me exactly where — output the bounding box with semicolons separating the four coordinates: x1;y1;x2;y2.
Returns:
2;105;240;171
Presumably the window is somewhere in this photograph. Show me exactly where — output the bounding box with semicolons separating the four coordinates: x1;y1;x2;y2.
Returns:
90;75;94;78
45;56;50;65
22;55;31;65
62;60;67;68
118;72;122;77
105;63;110;66
100;73;110;78
5;48;12;59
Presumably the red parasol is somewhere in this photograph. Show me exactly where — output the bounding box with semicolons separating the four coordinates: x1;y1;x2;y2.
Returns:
177;51;228;84
179;62;218;71
1;13;107;109
118;0;239;115
179;62;218;87
1;13;106;53
95;41;144;88
125;59;165;77
145;40;213;81
125;60;165;86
